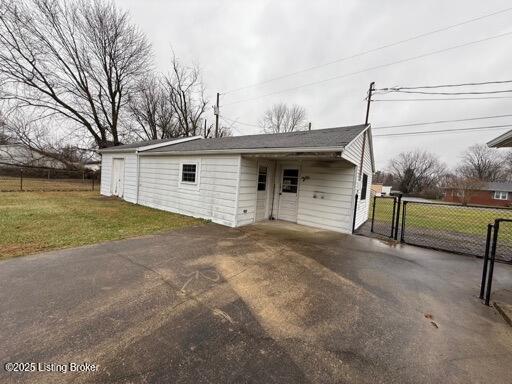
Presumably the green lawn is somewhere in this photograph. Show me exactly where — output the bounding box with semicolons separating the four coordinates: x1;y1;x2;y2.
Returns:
0;191;206;259
371;198;512;236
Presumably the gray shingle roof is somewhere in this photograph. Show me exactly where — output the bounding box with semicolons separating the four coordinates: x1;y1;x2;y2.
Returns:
483;182;512;192
144;124;368;154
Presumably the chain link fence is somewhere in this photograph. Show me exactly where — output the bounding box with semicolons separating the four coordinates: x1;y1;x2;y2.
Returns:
401;201;512;263
0;166;99;192
369;194;399;238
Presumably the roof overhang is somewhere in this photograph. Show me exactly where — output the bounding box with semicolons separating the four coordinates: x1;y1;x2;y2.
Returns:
487;129;512;148
139;146;345;156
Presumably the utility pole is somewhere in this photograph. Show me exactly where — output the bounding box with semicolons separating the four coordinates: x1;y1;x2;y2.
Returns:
359;81;375;181
364;82;375;125
214;92;220;138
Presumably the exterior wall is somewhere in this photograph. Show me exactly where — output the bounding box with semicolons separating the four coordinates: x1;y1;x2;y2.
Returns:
443;188;512;207
99;152;138;203
341;130;373;229
137;154;240;226
297;160;356;233
234;157;356;233
236;157;258;226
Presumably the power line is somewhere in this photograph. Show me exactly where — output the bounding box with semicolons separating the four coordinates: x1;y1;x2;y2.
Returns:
376;79;512;90
373;114;512;129
222;30;512;107
373;96;512;101
373;124;512;137
375;89;512;96
220;115;260;128
221;6;512;95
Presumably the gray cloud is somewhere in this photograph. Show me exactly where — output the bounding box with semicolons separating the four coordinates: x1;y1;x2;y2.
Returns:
116;0;512;169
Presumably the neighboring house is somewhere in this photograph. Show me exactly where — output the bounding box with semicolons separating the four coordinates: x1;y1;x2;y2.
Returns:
99;124;375;233
371;183;392;197
0;144;67;169
443;182;512;207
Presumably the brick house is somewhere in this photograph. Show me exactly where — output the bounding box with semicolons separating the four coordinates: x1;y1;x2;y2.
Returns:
443;182;512;207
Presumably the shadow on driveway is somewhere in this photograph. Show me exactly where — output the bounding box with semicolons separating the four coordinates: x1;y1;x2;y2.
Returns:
1;221;511;383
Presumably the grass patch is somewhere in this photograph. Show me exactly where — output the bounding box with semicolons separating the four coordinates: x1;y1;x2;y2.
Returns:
0;191;206;259
371;198;512;238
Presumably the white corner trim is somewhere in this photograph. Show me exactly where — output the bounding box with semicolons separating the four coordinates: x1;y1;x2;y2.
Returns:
137;136;203;152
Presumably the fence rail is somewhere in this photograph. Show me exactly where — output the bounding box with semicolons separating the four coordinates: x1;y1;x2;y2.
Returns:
0;166;99;192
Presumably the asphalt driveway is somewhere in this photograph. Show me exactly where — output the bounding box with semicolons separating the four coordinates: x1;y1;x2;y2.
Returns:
1;222;511;383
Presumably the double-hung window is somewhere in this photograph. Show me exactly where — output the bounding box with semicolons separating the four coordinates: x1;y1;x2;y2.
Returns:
181;164;197;183
493;191;508;200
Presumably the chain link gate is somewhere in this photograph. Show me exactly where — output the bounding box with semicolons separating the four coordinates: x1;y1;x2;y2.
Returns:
370;194;402;240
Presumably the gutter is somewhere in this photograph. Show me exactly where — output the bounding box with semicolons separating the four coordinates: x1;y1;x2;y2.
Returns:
140;146;346;156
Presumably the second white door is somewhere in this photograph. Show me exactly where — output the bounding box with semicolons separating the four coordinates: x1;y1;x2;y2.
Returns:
277;165;299;222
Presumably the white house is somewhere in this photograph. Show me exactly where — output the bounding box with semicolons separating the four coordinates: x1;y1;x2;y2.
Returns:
99;124;374;233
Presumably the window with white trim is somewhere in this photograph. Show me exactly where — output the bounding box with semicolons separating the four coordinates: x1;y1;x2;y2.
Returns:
493;191;508;200
181;164;197;183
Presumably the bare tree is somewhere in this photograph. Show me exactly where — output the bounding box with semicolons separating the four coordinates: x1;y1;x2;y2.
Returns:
457;144;504;182
0;0;152;148
129;75;176;140
389;150;446;195
0;112;93;168
260;103;307;134
165;54;208;137
444;173;483;205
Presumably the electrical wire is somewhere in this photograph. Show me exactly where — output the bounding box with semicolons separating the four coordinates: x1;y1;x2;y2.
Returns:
220;115;260;128
376;79;512;90
373;96;512;101
222;30;512;107
373;114;512;129
221;6;512;95
375;89;512;96
373;124;512;137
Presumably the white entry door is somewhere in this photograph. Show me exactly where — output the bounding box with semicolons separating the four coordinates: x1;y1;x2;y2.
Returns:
111;158;125;197
255;165;269;221
277;165;299;222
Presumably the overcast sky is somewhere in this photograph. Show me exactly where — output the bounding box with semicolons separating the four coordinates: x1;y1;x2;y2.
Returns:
116;0;512;170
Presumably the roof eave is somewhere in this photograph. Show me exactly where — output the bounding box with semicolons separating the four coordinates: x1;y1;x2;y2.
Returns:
487;129;512;148
140;145;346;156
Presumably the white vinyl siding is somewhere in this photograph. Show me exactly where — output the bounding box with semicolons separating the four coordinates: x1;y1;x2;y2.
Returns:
297;160;355;233
99;152;137;203
354;133;373;229
236;157;258;226
100;153;113;196
137;155;239;226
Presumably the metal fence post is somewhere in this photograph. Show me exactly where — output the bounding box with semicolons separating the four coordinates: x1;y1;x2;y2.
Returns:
485;220;500;306
394;194;402;240
400;201;407;242
390;197;397;238
370;195;376;233
479;223;494;300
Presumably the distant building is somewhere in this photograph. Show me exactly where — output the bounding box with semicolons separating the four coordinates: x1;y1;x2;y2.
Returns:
0;144;67;169
443;182;512;207
371;183;392;197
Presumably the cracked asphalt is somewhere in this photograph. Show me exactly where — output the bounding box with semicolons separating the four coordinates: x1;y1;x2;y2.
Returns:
1;221;511;383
